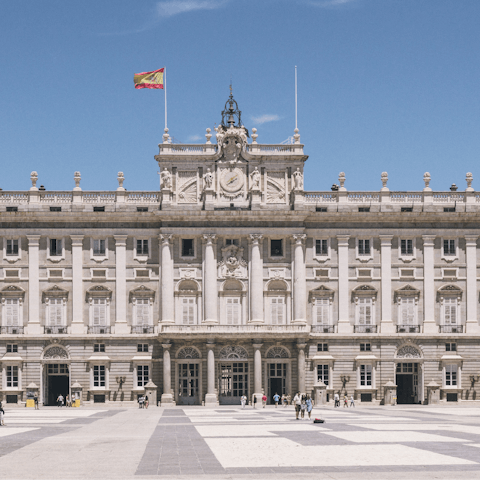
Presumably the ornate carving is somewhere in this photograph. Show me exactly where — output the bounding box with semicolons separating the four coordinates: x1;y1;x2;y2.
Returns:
44;346;69;360
177;346;200;359
250;167;261;191
203;234;216;245
293;168;303;191
160;234;173;245
203;168;214;190
179;268;197;280
268;268;285;280
219;345;248;360
267;346;289;358
177;171;198;204
292;234;306;244
160;167;172;190
267;171;286;203
218;244;247;278
396;345;422;359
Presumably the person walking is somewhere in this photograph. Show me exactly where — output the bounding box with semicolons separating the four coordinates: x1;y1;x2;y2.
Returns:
262;394;267;408
287;394;292;406
240;394;247;409
334;392;339;408
0;402;4;426
145;395;149;409
253;395;257;409
34;394;39;410
350;394;355;407
57;394;64;407
273;393;280;408
293;392;302;420
343;395;348;408
306;395;313;419
300;395;307;419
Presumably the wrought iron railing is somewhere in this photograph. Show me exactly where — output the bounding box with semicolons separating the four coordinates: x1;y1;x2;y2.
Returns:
354;325;378;333
396;325;421;333
44;326;68;334
131;325;155;334
88;326;111;334
1;326;24;334
311;325;335;333
439;325;464;333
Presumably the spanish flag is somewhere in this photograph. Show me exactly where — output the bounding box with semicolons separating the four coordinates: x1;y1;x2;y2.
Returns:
134;68;164;89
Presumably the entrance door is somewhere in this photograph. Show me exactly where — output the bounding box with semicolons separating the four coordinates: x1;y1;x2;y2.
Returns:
46;364;69;406
268;363;286;404
396;363;418;404
219;362;248;405
177;363;199;405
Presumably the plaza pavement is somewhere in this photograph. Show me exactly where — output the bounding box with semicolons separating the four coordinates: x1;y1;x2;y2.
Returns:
1;404;480;479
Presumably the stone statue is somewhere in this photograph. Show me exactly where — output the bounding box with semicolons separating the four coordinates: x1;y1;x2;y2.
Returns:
203;168;213;190
293;168;303;190
215;125;224;146
250;167;260;190
160;167;172;190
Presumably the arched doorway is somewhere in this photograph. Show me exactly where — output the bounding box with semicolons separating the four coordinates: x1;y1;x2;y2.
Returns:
176;347;201;405
266;346;290;404
42;345;70;406
218;346;249;405
395;344;423;404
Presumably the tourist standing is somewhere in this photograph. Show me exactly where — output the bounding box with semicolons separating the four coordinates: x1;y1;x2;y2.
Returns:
306;395;313;419
287;394;292;406
350;395;355;407
300;395;306;419
343;395;348;408
240;394;247;409
273;393;280;407
253;395;257;408
0;402;4;426
262;394;267;408
34;394;39;410
334;392;339;408
293;392;302;420
145;395;149;409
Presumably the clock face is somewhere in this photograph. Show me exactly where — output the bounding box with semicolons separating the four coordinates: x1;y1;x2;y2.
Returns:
221;168;244;193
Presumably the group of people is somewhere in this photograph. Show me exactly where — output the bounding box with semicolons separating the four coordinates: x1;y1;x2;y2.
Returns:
56;394;74;407
333;392;355;408
138;395;149;408
293;392;314;419
240;392;314;419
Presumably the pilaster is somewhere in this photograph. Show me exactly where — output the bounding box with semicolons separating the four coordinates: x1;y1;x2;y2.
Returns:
26;235;41;335
249;234;264;324
337;235;351;333
203;234;218;324
422;235;436;333
160;234;175;324
380;235;394;333
161;343;174;406
291;234;307;324
465;236;480;333
253;342;263;403
114;235;129;334
70;235;85;334
205;342;218;406
297;342;307;394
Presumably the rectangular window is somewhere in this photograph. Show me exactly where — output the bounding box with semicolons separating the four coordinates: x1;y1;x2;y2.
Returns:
92;299;107;326
137;207;148;212
50;239;62;256
360;343;371;352
358;207;370;212
446;343;457;352
6;344;18;353
314;298;330;325
137;365;149;387
135;298;150;325
317;343;328;352
181;239;194;257
317;364;329;386
270;239;283;257
93;206;105;212
6;207;18;212
315;239;328;256
49;298;64;326
444;298;457;325
358;298;372;325
6;366;18;388
445;364;457;386
226;239;239;246
93;365;106;387
182;298;196;325
94;344;105;353
50;206;61;212
136;239;149;256
226;298;240;325
93;239;106;256
5;299;19;326
137;344;148;353
6;239;19;256
360;364;372;386
358;239;370;255
400;239;413;255
400;297;415;325
270;297;285;325
444;239;455;256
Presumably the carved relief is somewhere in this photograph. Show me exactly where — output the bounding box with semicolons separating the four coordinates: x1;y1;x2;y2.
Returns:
267;171;286;203
268;268;285;279
43;346;69;360
177;171;198;204
396;344;422;359
177;346;200;359
219;345;248;360
267;346;289;358
218;244;247;278
179;268;197;280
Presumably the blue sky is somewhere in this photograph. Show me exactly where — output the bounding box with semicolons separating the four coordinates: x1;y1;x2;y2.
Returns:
1;0;479;193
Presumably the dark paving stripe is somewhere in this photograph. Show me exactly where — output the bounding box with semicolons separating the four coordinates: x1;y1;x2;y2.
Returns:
63;409;126;424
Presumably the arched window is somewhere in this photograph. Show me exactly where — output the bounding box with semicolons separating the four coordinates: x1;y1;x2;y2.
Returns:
175;280;200;325
129;286;155;333
220;280;245;325
0;285;25;334
42;285;68;333
86;286;112;334
265;280;290;325
352;285;378;333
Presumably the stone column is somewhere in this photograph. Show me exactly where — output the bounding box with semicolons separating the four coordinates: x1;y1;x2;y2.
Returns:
160;234;174;323
253;343;263;403
297;342;307;394
114;235;129;334
161;343;173;406
292;234;307;324
205;342;217;406
27;235;41;334
337;235;350;333
70;235;84;334
465;236;480;333
249;234;264;324
203;234;218;324
380;235;394;333
422;235;436;333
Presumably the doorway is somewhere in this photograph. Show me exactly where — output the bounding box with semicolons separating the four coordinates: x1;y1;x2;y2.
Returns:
177;363;199;405
219;362;248;405
396;363;418;404
268;363;286;404
46;364;69;406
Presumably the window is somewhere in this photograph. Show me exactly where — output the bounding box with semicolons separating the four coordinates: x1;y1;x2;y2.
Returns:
6;207;18;212
401;239;413;256
137;365;149;387
270;297;285;324
358;239;370;256
6;366;18;388
360;364;372;386
226;298;240;325
444;207;455;213
49;239;62;256
314;298;330;325
135;298;150;325
401;207;413;212
5;299;20;326
400;297;416;325
317;364;329;385
94;344;105;353
316;207;327;212
358;298;372;325
181;239;194;257
50;206;61;212
445;364;457;386
226;239;239;246
93;239;106;256
137;207;148;212
48;298;64;326
443;298;457;325
93;206;105;212
315;239;328;256
6;344;18;353
136;239;149;256
6;239;18;256
446;343;457;352
270;239;283;257
181;298;196;325
93;365;105;387
358;207;370;213
444;239;455;256
92;299;107;326
137;344;148;353
360;343;371;352
317;343;328;352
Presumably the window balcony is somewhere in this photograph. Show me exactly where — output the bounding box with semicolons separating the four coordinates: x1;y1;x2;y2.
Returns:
88;326;111;334
1;326;24;334
131;325;154;334
44;326;68;334
311;325;335;333
396;325;421;333
354;325;378;333
439;325;464;334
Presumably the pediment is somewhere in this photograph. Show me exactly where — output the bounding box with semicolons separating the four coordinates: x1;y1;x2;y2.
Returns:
352;284;377;299
0;285;26;299
129;285;155;302
86;285;113;299
394;284;420;302
437;284;462;301
42;285;69;302
309;285;334;302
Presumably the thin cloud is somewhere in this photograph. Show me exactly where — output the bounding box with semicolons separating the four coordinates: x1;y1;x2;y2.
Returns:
251;114;281;125
156;0;230;18
188;134;202;141
308;0;358;7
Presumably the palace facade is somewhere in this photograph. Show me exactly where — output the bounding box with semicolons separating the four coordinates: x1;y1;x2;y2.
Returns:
1;93;479;407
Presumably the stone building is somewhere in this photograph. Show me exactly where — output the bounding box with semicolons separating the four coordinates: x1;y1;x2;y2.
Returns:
0;92;479;407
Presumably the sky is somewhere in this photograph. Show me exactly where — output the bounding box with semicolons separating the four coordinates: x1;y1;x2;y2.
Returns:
1;0;480;193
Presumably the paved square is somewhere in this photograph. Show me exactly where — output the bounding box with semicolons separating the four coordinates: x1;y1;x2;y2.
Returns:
1;405;480;479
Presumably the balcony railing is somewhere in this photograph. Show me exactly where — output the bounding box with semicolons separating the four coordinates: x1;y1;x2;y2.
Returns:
354;325;378;333
439;325;464;333
44;326;68;334
88;326;111;334
1;326;24;334
396;325;421;333
131;325;155;334
311;325;335;333
161;324;310;334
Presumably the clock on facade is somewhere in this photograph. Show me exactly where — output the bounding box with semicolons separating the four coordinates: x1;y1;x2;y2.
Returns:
220;168;245;193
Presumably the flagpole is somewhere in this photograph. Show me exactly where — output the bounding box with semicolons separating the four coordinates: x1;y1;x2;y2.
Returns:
164;67;167;131
295;65;298;130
